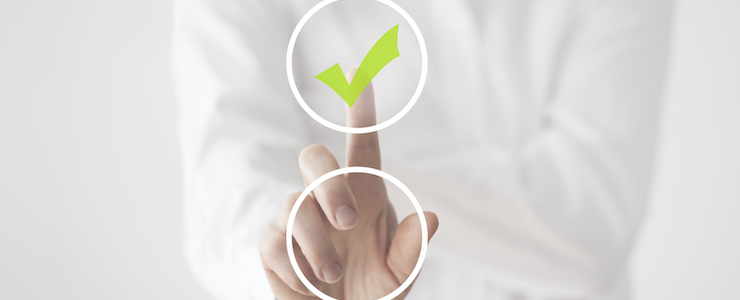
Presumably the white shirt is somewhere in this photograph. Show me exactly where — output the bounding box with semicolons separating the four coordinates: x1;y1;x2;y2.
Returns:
171;0;673;299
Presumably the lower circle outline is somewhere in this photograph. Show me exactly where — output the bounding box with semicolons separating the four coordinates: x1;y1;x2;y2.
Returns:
285;166;428;300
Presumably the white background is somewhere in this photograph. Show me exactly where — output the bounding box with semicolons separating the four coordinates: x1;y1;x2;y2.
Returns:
629;0;740;299
0;0;737;299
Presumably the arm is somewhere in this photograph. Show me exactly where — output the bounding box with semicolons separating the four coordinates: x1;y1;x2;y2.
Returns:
172;0;306;298
417;0;674;296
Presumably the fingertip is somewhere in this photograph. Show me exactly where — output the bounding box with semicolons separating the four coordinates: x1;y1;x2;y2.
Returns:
298;144;330;168
335;204;359;230
321;261;343;284
346;67;360;81
395;211;439;242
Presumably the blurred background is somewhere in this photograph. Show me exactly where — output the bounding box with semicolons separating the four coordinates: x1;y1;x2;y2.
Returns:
0;0;737;299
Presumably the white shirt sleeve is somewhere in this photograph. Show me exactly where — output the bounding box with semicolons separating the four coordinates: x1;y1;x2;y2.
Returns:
515;0;674;294
171;0;306;298
402;0;674;296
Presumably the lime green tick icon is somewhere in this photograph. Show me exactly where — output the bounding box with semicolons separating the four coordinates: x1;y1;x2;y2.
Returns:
315;24;400;108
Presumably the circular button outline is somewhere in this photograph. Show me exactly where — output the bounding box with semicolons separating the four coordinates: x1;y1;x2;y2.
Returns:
285;166;429;300
286;0;428;134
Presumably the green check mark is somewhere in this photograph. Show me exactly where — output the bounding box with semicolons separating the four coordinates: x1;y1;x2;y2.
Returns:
315;24;400;107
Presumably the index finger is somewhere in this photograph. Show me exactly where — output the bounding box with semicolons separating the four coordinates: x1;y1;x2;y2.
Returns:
345;68;380;169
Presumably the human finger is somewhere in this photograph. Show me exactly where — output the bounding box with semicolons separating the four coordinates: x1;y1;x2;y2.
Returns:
298;144;359;231
385;211;439;283
259;220;320;296
345;68;381;169
283;190;344;283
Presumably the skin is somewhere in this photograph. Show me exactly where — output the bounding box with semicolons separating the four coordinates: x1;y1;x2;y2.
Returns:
258;70;439;299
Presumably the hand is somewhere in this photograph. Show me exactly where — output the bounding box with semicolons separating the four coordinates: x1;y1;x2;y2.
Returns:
259;71;439;299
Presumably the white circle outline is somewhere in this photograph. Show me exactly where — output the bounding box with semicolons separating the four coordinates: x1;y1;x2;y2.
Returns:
286;167;428;300
286;0;428;134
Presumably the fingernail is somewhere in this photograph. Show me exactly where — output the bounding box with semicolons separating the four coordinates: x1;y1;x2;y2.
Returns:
335;205;358;230
321;261;343;283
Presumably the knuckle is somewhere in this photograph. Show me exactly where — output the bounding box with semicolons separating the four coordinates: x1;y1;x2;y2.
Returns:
258;224;285;261
281;192;302;214
353;134;379;151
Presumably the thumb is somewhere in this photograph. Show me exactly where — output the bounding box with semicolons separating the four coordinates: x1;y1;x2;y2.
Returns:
386;211;439;283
